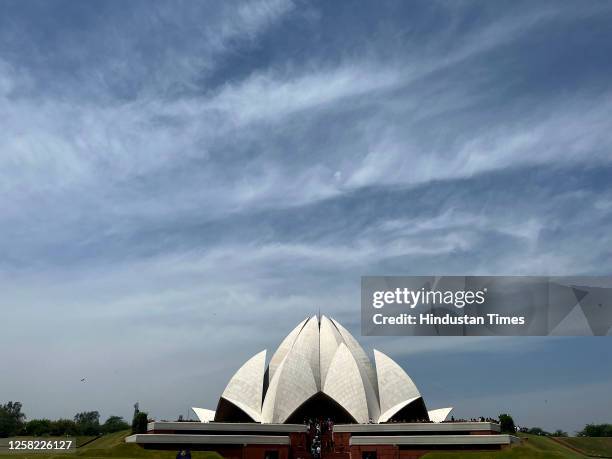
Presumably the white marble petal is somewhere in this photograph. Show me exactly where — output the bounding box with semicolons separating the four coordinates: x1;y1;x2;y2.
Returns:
220;349;266;422
428;407;454;423
323;343;369;423
261;345;318;423
290;315;321;390
330;317;380;420
319;316;344;386
378;397;421;423
374;349;422;422
191;407;215;423
261;355;285;423
268;317;308;382
331;318;379;397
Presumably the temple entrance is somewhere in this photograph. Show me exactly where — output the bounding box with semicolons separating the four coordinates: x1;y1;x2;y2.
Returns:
286;392;357;424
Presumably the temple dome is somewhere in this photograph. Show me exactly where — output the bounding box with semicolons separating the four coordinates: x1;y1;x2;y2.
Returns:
212;315;444;424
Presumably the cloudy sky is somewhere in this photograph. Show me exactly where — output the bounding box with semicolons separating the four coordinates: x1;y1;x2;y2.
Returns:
1;0;612;434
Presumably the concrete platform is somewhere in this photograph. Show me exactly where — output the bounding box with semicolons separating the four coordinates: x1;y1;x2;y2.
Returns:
350;434;519;446
127;434;291;445
145;421;499;435
335;422;500;434
128;421;514;459
146;422;307;433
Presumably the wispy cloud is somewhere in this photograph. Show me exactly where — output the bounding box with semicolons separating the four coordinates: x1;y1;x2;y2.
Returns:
0;0;611;429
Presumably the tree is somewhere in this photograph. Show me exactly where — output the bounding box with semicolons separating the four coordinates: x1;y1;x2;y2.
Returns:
131;412;148;434
0;402;26;438
50;419;77;436
552;429;568;437
527;427;550;436
74;411;101;435
102;416;129;433
577;424;612;437
498;414;516;434
24;419;52;436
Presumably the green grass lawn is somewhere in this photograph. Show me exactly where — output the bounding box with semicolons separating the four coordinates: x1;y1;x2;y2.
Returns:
554;437;612;458
75;437;100;448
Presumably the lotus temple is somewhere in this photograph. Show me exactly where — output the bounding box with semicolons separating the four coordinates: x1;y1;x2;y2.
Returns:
127;315;518;459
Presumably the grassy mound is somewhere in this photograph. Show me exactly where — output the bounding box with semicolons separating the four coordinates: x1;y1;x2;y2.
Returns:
422;434;585;458
76;436;101;447
555;437;612;458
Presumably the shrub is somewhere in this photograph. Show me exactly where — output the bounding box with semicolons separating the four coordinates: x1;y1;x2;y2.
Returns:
74;411;101;436
499;414;516;434
577;423;612;437
50;419;78;436
102;416;129;433
132;412;148;434
527;427;550;436
24;419;52;436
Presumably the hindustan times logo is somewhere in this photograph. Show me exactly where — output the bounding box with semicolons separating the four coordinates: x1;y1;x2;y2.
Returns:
372;287;487;309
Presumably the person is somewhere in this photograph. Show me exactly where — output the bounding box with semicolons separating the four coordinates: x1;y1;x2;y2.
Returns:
176;450;185;459
184;449;191;459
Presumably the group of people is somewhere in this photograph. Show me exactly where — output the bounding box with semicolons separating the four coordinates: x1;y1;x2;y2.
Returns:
305;418;334;458
383;416;499;423
384;418;432;423
445;416;498;423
